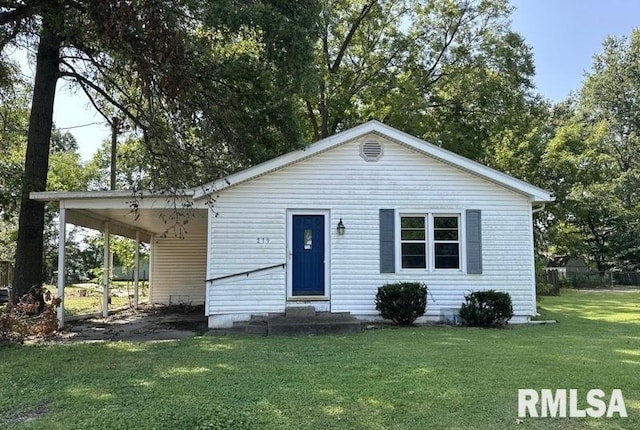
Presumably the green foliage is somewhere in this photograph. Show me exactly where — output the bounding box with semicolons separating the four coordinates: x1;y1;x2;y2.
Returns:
375;281;427;325
0;77;28;262
87;137;150;190
535;260;559;297
567;273;612;289
459;290;513;327
4;1;321;296
0;71;98;264
303;0;544;177
47;150;100;192
80;0;322;190
61;234;149;285
540;29;640;271
536;282;558;297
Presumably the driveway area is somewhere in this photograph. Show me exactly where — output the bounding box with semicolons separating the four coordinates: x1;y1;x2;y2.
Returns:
59;305;209;343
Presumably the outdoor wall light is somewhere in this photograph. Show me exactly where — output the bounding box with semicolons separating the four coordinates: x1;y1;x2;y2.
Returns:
337;218;346;235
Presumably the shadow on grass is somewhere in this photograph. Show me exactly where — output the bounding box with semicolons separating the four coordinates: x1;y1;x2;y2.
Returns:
1;290;638;429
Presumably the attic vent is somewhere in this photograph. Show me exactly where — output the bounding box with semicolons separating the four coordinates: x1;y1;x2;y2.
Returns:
360;141;383;162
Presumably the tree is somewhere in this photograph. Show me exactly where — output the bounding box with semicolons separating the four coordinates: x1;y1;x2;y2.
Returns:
302;0;541;169
541;30;640;271
1;1;320;301
0;65;29;261
0;86;99;273
86;136;150;191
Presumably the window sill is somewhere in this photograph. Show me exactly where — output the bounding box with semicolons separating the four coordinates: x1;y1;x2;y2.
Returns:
287;296;329;302
398;269;464;274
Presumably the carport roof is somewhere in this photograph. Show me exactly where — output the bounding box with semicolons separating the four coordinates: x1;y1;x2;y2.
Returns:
30;190;207;242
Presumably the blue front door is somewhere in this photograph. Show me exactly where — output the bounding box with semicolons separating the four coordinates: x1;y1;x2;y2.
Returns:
292;215;325;296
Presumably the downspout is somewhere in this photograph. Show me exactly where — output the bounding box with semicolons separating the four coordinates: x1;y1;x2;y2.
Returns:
532;203;546;214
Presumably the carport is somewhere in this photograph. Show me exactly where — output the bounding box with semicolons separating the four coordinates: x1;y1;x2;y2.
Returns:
30;190;208;327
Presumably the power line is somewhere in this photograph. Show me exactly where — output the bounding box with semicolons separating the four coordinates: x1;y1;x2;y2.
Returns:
57;121;105;130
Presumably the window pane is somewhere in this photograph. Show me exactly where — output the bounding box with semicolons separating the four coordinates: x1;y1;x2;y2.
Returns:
401;243;426;268
434;243;459;269
434;216;458;229
304;229;312;249
401;216;425;240
434;216;459;241
401;217;425;229
435;256;459;269
402;243;426;256
401;229;425;240
434;230;458;241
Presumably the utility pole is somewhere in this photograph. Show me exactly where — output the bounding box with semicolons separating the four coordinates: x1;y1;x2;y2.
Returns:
110;116;120;190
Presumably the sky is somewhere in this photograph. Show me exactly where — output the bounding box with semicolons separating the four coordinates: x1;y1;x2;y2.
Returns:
511;0;639;101
47;0;640;162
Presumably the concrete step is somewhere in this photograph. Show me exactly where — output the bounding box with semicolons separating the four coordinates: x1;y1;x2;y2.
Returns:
232;319;268;336
267;312;363;336
285;306;316;318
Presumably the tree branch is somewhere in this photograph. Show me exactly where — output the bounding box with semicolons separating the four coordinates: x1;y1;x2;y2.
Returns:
330;0;377;73
305;99;319;140
0;2;33;26
59;68;142;129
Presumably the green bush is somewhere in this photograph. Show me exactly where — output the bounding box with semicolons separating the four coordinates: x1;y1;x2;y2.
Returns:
536;282;559;297
570;273;610;289
459;290;513;327
375;282;427;326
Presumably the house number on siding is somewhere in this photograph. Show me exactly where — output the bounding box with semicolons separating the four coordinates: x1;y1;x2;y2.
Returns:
257;238;271;244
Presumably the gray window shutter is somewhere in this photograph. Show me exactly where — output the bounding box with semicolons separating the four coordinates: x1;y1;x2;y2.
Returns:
380;209;395;273
466;209;482;274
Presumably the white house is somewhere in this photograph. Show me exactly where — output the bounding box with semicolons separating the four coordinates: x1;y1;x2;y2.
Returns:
33;121;553;328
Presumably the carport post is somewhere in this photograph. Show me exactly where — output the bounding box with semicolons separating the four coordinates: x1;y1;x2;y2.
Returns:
134;230;140;309
56;203;66;327
103;222;110;318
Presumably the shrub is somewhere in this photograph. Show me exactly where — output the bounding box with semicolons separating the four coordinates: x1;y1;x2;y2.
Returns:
459;290;513;327
536;282;558;297
375;282;427;326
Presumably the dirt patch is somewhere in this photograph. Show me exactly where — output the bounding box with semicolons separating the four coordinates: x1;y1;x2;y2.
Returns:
51;304;208;343
4;402;50;425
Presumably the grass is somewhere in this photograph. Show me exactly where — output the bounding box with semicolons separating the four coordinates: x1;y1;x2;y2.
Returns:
0;289;638;429
45;282;149;317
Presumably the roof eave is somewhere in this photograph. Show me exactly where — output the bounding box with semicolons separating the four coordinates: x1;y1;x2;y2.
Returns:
30;189;196;202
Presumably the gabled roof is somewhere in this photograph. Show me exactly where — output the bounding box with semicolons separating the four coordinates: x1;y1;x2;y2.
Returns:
192;120;554;203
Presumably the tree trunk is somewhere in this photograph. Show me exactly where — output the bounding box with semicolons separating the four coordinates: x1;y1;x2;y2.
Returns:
12;17;61;303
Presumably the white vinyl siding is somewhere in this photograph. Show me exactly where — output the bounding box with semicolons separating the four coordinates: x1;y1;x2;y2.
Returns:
150;212;208;305
207;133;537;322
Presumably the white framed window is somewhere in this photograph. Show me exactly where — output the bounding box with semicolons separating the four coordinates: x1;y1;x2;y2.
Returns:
398;213;462;271
400;216;427;269
433;215;460;269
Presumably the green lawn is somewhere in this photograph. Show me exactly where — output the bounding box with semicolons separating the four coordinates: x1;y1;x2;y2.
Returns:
1;290;638;429
45;283;149;317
